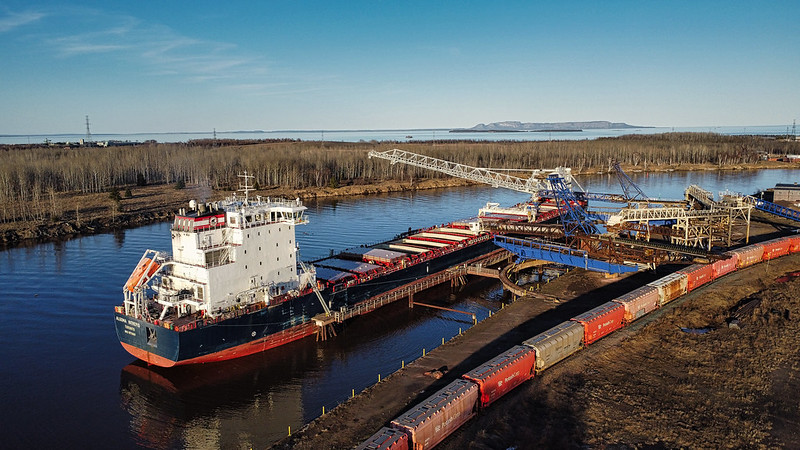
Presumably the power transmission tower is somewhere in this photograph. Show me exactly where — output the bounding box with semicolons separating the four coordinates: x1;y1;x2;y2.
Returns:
85;115;92;143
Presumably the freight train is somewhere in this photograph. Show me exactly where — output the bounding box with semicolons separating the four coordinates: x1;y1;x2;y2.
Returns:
356;235;800;450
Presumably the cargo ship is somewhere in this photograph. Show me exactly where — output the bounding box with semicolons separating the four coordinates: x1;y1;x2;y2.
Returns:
115;174;496;367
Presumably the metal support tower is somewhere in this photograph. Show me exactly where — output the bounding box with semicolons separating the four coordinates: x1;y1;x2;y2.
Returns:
85;115;92;143
611;159;649;203
547;174;600;237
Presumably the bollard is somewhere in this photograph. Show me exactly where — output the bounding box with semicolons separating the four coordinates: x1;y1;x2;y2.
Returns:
442;337;445;345
423;348;426;357
378;373;381;382
288;426;291;436
322;406;325;415
459;327;462;335
352;389;355;398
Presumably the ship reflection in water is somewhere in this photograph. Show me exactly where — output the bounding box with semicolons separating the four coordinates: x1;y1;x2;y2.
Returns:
118;279;499;449
119;338;318;449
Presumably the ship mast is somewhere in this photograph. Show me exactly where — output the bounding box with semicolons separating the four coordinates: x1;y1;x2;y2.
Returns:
238;171;255;204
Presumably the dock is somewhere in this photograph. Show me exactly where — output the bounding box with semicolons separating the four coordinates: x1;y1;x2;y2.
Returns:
312;248;512;339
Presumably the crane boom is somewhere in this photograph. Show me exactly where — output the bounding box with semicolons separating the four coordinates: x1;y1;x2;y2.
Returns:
368;148;579;195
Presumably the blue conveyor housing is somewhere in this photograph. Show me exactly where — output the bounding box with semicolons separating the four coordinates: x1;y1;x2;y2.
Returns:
748;196;800;223
494;235;639;274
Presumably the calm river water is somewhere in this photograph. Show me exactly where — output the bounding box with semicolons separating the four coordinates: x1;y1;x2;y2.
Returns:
1;169;798;448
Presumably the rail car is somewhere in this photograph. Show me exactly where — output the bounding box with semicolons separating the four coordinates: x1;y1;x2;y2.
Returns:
358;239;799;449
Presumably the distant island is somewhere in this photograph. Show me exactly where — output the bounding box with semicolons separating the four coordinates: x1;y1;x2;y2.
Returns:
450;120;648;133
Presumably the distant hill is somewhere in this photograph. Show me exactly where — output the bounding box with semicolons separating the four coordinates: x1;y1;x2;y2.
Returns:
451;120;647;132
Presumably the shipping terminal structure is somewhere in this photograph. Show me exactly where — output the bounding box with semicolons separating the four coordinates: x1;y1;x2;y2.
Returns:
114;173;496;367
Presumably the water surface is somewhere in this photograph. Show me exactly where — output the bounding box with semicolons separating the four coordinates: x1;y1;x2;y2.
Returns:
1;169;797;448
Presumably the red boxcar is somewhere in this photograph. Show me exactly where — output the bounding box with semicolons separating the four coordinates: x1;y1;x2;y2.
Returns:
711;254;738;279
571;301;625;345
356;427;409;450
787;235;800;253
391;379;479;450
760;237;791;261
678;263;714;292
461;345;535;408
612;285;660;324
731;245;764;268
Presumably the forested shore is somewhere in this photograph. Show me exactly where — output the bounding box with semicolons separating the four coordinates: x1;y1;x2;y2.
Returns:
1;133;797;245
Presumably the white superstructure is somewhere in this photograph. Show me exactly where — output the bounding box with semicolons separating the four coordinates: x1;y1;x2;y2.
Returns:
123;173;314;320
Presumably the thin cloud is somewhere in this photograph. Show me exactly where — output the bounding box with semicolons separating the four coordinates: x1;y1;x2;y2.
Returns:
224;82;330;97
22;6;329;100
53;41;128;56
0;10;45;32
43;9;277;88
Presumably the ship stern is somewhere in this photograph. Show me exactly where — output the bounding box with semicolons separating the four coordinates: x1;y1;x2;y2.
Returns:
115;312;180;367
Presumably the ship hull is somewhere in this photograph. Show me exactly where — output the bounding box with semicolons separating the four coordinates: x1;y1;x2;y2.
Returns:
116;240;496;366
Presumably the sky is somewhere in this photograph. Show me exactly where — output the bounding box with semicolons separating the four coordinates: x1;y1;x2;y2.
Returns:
1;1;798;134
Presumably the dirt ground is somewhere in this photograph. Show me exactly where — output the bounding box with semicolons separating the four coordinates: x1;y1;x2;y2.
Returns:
440;254;800;449
274;230;800;449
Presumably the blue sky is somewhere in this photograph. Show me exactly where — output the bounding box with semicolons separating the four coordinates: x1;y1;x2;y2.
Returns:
1;1;798;134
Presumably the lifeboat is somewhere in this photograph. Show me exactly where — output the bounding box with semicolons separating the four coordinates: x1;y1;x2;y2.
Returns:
125;258;160;292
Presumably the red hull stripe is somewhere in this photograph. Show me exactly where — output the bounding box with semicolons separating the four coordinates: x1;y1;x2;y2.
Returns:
121;322;318;367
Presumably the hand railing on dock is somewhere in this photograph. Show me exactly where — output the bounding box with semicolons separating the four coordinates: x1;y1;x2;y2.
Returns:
323;248;511;324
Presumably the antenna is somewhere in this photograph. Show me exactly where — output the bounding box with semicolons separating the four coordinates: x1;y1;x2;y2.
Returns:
85;115;92;143
238;171;255;204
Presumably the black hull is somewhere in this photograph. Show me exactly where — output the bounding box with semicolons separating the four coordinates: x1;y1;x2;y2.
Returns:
116;240;497;366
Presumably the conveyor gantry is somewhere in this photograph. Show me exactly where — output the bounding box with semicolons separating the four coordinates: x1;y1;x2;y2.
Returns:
367;148;580;197
493;235;641;274
745;196;800;224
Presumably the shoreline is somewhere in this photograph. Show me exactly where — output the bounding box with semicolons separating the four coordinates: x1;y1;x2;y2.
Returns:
0;161;795;248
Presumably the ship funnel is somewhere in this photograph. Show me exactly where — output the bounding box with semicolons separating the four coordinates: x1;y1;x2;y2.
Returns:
189;199;197;210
